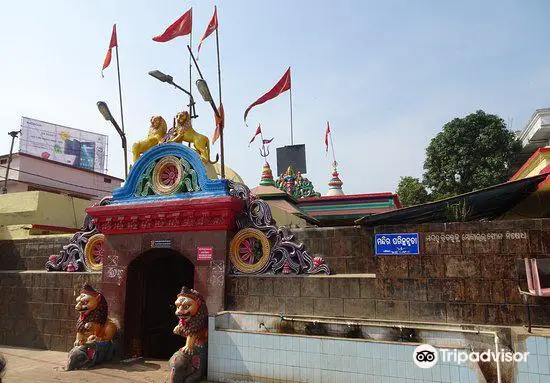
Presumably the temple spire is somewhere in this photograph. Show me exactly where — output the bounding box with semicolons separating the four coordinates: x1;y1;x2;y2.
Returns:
259;162;276;186
326;161;344;196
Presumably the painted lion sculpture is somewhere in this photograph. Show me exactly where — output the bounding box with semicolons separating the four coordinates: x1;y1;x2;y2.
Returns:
165;111;219;164
168;286;208;383
66;284;118;370
132;115;168;163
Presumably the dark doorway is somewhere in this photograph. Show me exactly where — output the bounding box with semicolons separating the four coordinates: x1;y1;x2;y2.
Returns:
124;249;194;359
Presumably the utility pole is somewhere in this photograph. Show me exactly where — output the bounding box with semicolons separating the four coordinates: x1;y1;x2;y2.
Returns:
2;130;21;194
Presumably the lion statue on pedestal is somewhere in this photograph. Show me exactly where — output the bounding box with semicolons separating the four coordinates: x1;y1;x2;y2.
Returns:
165;111;219;164
66;284;118;370
132;116;168;163
168;286;208;383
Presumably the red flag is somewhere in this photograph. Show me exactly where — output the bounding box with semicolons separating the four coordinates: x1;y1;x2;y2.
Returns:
325;121;331;152
153;8;192;43
101;24;117;77
262;138;274;144
197;6;218;54
249;125;262;146
244;67;291;124
212;102;224;144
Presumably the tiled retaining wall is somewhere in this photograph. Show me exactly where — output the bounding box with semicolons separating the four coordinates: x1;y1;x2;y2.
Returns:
514;333;550;382
226;219;550;326
207;317;486;383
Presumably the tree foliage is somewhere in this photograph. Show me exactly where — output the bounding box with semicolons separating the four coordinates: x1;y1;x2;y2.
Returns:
396;176;429;207
423;110;521;199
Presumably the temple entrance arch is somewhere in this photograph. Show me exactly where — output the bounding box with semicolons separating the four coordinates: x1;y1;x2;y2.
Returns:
123;248;194;359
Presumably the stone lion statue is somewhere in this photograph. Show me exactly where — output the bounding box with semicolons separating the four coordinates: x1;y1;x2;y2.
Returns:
168;286;208;383
166;111;219;164
132;116;168;163
66;284;117;370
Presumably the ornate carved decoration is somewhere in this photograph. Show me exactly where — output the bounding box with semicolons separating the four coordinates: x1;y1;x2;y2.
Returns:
87;197;242;235
228;181;330;275
46;197;111;272
275;165;321;199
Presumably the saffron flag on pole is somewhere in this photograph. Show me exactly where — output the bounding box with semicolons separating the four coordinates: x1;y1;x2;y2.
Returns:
153;8;193;42
244;67;291;124
102;24;118;77
197;6;218;54
263;138;274;144
213;102;224;144
249;125;262;146
325;121;331;152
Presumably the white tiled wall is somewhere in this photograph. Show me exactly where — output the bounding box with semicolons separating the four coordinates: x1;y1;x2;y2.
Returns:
517;336;550;383
207;318;482;383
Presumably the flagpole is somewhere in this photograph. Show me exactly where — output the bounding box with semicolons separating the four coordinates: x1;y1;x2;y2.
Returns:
114;39;128;179
189;30;193;117
289;85;294;145
329;127;337;167
215;9;225;179
258;125;268;162
114;45;125;134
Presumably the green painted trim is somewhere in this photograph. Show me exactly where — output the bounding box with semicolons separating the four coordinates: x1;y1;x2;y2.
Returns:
300;202;394;212
313;213;369;219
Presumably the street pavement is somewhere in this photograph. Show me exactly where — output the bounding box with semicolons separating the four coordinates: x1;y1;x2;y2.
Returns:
0;346;172;382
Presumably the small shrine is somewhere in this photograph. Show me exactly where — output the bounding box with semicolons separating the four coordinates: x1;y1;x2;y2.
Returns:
275;165;321;198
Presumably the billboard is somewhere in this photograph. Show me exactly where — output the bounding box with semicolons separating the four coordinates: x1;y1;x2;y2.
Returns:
276;144;307;175
19;117;107;173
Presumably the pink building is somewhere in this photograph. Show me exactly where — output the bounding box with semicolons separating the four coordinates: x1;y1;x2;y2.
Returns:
0;152;123;202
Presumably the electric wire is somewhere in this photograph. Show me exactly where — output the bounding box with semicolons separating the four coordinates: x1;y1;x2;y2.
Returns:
0;164;117;195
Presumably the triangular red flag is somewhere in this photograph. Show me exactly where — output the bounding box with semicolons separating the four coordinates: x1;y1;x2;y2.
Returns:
197;6;218;54
153;8;192;43
263;138;274;144
213;102;224;144
325;121;331;153
101;24;118;77
248;125;262;146
244;68;291;124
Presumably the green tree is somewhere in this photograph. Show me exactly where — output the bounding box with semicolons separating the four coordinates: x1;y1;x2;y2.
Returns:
423;110;521;199
396;176;430;207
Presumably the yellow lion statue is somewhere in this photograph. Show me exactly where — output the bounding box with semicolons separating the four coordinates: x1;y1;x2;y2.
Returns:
73;284;117;347
132;116;167;163
166;111;219;164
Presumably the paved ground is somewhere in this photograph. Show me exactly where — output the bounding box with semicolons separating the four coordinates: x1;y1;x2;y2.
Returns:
0;346;172;382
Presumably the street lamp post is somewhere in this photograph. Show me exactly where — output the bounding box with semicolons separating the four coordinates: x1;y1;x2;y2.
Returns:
196;79;225;179
97;101;128;179
148;70;197;119
2;130;21;194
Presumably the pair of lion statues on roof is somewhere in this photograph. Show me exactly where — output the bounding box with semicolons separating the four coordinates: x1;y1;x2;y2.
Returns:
132;111;218;165
67;284;207;383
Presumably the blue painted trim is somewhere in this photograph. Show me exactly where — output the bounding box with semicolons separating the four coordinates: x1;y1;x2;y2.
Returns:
111;143;228;204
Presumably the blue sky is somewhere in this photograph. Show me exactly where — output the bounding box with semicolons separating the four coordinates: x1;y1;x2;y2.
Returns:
1;0;549;194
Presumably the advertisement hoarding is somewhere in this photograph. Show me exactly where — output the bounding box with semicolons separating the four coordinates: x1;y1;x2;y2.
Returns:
19;117;107;173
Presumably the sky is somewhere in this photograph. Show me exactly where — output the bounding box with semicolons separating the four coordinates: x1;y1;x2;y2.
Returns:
1;0;549;195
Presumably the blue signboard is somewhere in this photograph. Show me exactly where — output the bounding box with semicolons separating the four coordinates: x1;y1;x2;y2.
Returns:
375;233;419;255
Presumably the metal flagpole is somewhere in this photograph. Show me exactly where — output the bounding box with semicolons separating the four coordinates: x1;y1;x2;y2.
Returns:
215;9;225;179
289;84;294;145
115;41;125;134
189;30;193;116
329;126;337;168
